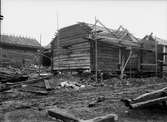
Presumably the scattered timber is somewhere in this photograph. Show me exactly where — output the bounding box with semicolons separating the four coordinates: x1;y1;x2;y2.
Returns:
121;87;167;109
0;35;40;67
0;76;50;92
0;67;28;83
20;88;48;95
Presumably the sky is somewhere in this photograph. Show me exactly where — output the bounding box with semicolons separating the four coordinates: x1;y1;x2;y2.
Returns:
1;0;167;46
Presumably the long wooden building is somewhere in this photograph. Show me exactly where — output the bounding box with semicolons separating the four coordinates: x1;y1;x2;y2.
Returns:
0;35;41;67
51;22;166;76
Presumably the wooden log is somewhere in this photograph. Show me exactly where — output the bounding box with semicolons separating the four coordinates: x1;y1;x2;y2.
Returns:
53;66;90;70
48;107;79;122
84;114;118;122
131;96;167;108
121;87;167;109
47;107;117;122
21;89;48;95
0;77;50;92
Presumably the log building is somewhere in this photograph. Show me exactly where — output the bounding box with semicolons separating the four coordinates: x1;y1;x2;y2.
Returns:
0;35;41;67
51;22;166;77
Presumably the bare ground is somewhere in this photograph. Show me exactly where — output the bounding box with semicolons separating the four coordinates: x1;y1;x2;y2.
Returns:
1;76;167;122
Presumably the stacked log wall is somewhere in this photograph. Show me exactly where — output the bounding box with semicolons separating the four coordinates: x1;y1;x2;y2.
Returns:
52;24;91;70
95;41;120;72
0;46;39;66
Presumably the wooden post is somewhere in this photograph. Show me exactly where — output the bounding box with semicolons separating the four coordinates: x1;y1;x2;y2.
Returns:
0;0;2;62
39;34;42;77
119;48;122;76
163;45;166;63
56;13;60;72
119;48;121;66
155;37;158;77
130;56;132;78
139;48;143;77
95;17;98;83
51;41;54;72
162;45;166;76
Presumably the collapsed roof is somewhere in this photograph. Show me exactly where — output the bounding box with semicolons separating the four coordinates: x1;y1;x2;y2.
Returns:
56;22;140;48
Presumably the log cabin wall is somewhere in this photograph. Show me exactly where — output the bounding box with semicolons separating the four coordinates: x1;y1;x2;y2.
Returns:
0;35;40;67
0;44;39;67
52;23;92;71
51;23;164;77
96;41;120;72
52;23;141;73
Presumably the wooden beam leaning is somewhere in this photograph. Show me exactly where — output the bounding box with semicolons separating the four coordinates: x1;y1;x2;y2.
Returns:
120;47;132;79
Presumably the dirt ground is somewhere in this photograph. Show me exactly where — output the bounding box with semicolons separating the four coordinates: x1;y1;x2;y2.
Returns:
1;76;167;122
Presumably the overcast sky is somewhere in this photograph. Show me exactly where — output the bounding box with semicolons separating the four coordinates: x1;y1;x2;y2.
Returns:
1;0;167;46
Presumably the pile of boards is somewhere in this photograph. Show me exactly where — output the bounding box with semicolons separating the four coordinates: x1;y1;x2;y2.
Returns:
0;67;28;83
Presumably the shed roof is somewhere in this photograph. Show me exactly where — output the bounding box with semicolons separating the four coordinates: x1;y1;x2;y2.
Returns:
1;35;41;48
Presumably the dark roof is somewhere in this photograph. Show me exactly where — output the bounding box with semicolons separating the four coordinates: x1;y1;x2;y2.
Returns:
1;35;41;48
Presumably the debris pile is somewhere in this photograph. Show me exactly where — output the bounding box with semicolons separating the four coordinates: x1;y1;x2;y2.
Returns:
60;81;85;90
0;67;28;83
88;96;106;107
1;67;167;122
0;65;52;93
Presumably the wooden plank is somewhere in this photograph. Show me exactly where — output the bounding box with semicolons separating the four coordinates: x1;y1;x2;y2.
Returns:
54;57;90;61
53;66;90;70
122;87;167;109
131;96;167;108
48;107;79;122
47;106;117;122
53;54;90;60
